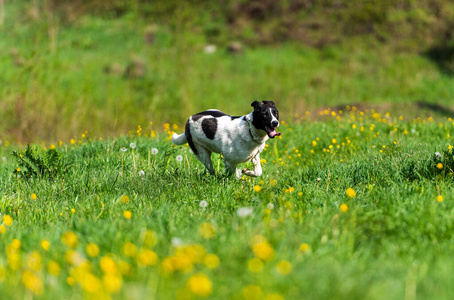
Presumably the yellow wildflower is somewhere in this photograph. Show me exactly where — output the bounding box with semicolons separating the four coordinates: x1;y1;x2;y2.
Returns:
123;242;138;257
204;254;220;269
86;243;100;258
276;260;292;275
242;285;262;300
248;257;264;273
437;195;444;203
123;210;132;219
3;215;12;226
62;231;78;248
41;240;50;251
186;273;212;297
47;260;61;276
340;203;349;213
31;193;37;200
199;222;216;239
345;188;356;198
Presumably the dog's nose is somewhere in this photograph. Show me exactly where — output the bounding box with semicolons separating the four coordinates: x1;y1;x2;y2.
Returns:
271;120;279;127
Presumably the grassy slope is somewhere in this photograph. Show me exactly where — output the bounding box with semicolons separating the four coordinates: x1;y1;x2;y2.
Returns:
1;2;454;143
1;109;454;299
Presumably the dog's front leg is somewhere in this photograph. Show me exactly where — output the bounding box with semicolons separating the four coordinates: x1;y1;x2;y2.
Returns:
242;155;262;177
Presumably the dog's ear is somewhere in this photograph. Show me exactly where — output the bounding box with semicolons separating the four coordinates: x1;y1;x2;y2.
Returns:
251;101;261;109
263;101;275;106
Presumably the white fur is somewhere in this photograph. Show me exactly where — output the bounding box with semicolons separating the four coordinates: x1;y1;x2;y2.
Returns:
172;111;270;178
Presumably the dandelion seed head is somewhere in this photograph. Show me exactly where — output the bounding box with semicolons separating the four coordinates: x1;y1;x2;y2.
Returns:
199;200;208;208
176;155;183;162
237;207;253;218
121;147;127;152
152;148;158;155
130;143;136;149
138;170;145;176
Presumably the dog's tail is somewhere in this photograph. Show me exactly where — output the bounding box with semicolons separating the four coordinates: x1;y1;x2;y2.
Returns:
172;132;187;145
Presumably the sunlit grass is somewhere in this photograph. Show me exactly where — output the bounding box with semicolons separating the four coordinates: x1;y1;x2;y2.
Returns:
1;107;453;299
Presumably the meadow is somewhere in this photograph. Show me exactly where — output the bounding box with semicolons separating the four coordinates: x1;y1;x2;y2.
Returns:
2;1;454;299
1;108;454;299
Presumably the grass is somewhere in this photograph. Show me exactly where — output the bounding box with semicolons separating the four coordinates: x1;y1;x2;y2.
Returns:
1;107;454;299
1;2;454;143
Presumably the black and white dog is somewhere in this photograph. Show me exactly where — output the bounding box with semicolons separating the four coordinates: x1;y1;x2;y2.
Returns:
172;101;280;178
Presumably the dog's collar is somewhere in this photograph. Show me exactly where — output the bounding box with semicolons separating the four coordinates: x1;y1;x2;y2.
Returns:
244;115;262;144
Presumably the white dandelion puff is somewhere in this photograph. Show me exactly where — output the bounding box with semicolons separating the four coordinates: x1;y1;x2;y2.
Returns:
121;147;127;152
130;142;136;149
266;203;274;210
199;200;208;208
152;148;158;155
176;155;183;162
237;207;253;218
138;170;145;176
171;237;183;247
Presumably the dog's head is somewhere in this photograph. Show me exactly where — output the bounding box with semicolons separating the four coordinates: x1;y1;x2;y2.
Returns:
251;101;281;138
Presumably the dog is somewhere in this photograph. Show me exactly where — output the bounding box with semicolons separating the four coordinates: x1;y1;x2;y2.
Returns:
172;101;280;178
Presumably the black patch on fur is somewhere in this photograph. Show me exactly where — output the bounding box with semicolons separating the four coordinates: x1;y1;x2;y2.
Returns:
185;121;198;155
251;101;279;132
192;110;227;121
202;118;217;140
230;116;241;120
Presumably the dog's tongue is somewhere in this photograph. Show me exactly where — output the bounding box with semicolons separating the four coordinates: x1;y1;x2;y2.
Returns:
267;128;281;138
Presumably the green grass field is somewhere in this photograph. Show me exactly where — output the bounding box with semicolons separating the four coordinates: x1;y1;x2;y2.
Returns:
1;108;454;299
2;1;454;299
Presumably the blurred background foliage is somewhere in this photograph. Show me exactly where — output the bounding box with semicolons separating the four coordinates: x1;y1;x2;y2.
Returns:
1;0;454;142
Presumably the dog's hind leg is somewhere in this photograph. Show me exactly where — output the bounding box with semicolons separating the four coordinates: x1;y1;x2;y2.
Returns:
196;147;215;175
242;154;262;177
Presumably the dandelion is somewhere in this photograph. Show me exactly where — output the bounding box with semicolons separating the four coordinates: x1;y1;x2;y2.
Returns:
270;178;278;186
40;240;50;251
253;241;275;261
437;195;444;203
199;222;216;239
247;258;264;273
345;188;356;198
103;273;123;294
176;155;183;162
21;270;44;295
264;293;285;300
71;208;76;214
253;185;262;192
204;254;220;269
86;243;100;258
152;148;159;155
62;231;78;248
242;285;262;300
266;203;274;210
171;237;183;247
237;207;253;218
121;195;130;204
299;243;310;252
130;143;136;149
16;167;21;172
136;249;158;267
121;147;127;152
340;203;349;213
437;163;443;170
276;260;292;275
0;225;6;234
3;215;12;226
123;242;138;257
100;256;118;274
123;210;132;219
199;200;208;208
47;260;61;276
138;170;145;176
31;193;37;200
187;273;212;297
